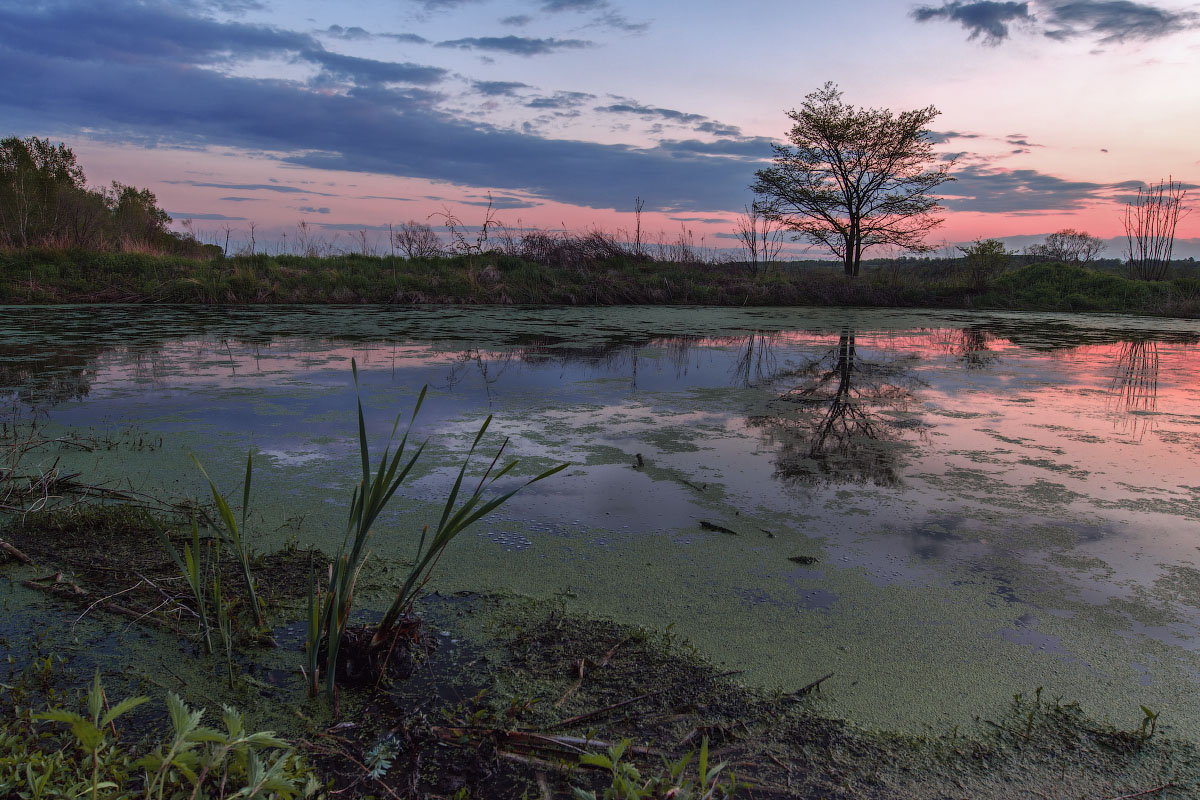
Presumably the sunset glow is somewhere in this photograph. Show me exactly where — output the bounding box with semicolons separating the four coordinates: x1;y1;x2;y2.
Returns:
4;0;1198;257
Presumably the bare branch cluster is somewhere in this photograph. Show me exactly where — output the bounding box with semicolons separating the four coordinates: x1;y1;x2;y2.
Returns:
1125;179;1189;281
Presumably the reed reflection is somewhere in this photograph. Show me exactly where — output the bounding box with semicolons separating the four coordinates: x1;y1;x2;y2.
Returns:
1109;341;1159;440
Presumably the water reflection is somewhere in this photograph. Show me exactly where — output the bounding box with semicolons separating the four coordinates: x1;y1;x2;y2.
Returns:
749;330;925;487
1110;341;1159;440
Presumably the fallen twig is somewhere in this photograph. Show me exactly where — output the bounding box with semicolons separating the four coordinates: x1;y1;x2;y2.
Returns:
699;520;738;535
0;538;31;564
1102;784;1174;800
791;672;834;697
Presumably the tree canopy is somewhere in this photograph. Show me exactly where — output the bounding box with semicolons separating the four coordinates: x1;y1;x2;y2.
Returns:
0;135;207;254
752;83;954;276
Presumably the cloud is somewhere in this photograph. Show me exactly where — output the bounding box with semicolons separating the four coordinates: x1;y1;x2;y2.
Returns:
0;0;449;98
912;0;1197;44
524;91;595;109
218;196;263;201
305;49;447;85
595;102;707;125
165;181;338;196
911;1;1032;43
1;35;753;213
927;130;983;144
436;35;593;55
500;14;532;26
459;194;541;209
167;211;247;220
938;165;1114;212
472;80;531;96
322;25;429;45
540;0;608;10
0;0;760;213
657;137;776;159
297;206;331;214
1043;0;1198;43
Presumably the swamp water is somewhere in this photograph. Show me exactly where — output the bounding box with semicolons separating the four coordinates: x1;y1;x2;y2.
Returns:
3;304;1200;736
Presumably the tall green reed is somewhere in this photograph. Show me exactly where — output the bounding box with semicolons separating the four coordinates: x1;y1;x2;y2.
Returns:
305;359;566;697
192;450;264;629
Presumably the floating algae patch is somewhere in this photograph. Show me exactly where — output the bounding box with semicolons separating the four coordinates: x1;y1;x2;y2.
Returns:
5;304;1200;739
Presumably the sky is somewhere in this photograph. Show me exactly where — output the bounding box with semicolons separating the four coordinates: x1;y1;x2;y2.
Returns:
3;0;1199;258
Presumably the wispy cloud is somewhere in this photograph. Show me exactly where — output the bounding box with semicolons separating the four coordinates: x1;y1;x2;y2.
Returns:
435;35;593;55
911;0;1197;45
165;181;339;196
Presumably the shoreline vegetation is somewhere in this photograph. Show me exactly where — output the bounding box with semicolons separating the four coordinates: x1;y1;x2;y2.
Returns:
4;248;1200;317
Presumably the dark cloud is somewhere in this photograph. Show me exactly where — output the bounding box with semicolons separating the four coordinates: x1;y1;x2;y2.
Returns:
500;14;532;26
459;194;541;209
927;130;982;144
167;211;247;220
913;0;1197;44
911;2;1032;44
657;137;776;159
322;25;429;45
218;196;263;201
297;206;331;214
669;216;729;225
436;35;592;55
1006;137;1043;147
472;80;531;96
938;165;1112;212
323;24;371;40
695;121;743;138
540;0;607;10
596;102;707;125
592;10;650;32
165;181;338;196
524;91;595;109
1043;1;1198;43
535;0;648;31
406;0;486;10
0;1;761;212
0;13;754;212
304;50;446;85
0;1;447;96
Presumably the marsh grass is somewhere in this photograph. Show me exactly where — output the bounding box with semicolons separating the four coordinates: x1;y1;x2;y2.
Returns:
7;247;1200;315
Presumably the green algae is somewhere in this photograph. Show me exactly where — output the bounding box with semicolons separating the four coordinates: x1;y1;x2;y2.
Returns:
6;303;1200;746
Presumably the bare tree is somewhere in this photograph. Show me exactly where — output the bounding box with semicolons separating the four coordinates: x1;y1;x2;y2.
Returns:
1027;229;1105;263
752;83;955;277
632;195;645;257
1125;179;1188;280
735;200;785;273
392;220;443;259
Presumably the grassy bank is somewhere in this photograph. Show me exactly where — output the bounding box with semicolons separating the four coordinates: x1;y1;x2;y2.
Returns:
3;248;1200;316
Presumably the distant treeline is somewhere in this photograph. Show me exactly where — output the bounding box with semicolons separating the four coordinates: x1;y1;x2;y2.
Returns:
0;136;218;257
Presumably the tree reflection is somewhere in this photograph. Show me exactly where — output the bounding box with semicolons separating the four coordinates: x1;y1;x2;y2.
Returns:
749;329;924;487
0;345;96;406
730;331;779;388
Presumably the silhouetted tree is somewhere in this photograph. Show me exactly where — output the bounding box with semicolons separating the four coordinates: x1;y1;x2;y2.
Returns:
752;83;954;277
1027;229;1105;263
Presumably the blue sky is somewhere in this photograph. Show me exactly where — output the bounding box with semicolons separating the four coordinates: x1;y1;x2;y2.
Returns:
3;0;1198;256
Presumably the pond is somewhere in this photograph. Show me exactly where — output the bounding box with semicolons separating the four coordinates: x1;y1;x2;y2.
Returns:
3;304;1200;736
